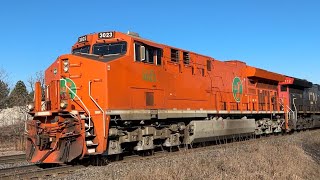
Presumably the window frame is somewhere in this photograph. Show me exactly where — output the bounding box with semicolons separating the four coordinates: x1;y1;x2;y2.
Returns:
207;60;212;71
92;41;127;56
281;85;288;92
134;42;163;66
183;51;190;65
171;49;179;63
156;49;162;65
72;45;91;54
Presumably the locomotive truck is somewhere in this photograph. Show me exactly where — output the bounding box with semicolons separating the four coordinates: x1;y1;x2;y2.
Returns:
25;31;320;163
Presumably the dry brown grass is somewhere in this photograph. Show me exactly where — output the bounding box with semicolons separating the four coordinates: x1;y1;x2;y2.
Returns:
56;130;320;180
114;131;319;180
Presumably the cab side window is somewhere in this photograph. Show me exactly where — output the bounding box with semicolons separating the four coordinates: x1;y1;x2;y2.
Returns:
156;50;162;65
183;52;190;64
135;43;141;61
135;42;162;65
171;49;179;62
207;60;211;71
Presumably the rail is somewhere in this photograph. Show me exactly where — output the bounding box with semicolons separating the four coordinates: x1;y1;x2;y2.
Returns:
89;80;106;138
60;78;91;131
0;164;83;179
0;154;26;164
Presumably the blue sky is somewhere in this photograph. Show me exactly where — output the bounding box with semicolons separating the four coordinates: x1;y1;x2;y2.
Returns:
0;0;319;87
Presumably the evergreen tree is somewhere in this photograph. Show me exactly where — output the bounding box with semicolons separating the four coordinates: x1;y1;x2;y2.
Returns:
0;80;10;109
8;80;29;107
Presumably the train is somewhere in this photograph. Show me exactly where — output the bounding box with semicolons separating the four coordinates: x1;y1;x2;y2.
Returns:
25;31;320;164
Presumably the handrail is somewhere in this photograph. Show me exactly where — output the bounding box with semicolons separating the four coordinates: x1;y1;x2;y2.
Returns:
292;98;298;121
279;98;295;120
60;78;91;131
279;98;294;112
89;81;106;138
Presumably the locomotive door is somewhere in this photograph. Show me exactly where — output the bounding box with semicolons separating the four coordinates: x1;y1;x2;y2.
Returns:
130;88;164;109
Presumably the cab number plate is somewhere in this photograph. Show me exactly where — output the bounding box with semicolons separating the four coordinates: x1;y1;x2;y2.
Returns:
98;32;114;39
78;35;87;43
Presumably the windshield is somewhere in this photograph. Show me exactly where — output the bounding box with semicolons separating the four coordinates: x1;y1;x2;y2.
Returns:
92;42;127;56
72;45;90;54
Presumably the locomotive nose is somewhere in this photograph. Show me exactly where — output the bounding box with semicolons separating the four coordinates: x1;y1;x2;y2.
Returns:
25;116;85;163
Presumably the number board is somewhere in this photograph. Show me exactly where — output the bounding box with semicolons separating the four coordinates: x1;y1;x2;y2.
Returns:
98;31;114;39
78;35;87;43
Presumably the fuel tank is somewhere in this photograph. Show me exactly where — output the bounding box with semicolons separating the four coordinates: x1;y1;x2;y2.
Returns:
185;117;255;144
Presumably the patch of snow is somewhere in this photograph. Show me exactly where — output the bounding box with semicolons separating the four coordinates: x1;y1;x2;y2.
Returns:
0;107;28;127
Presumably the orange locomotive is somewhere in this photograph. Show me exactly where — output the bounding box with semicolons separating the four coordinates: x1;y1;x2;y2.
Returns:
26;31;294;163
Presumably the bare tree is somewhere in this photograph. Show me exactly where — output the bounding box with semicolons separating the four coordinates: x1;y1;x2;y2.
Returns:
0;68;8;81
27;70;45;101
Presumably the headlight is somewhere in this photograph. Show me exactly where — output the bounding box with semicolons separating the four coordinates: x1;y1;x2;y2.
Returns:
63;60;69;72
27;103;34;111
60;101;68;109
63;61;69;66
63;66;69;72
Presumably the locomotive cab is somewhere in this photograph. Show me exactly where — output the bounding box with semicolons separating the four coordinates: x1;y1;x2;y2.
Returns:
71;32;128;58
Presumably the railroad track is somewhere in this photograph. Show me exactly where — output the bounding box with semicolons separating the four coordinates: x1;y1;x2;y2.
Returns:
0;164;84;179
0;164;41;178
0;154;26;164
0;154;84;179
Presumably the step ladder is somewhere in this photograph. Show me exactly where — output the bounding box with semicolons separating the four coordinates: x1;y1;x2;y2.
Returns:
80;113;98;154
